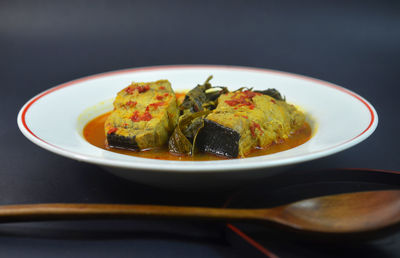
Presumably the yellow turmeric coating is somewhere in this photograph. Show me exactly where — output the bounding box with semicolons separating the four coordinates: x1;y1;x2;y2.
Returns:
104;80;179;150
206;91;305;157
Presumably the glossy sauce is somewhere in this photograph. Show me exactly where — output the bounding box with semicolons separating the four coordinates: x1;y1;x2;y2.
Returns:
83;96;312;161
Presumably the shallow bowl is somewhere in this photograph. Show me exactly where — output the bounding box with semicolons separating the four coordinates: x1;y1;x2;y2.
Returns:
17;65;378;189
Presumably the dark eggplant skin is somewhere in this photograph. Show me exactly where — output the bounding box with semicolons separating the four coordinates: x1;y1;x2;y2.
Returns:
196;119;240;158
107;134;139;151
254;88;285;101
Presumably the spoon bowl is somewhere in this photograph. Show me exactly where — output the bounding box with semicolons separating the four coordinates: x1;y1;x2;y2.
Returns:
264;190;400;233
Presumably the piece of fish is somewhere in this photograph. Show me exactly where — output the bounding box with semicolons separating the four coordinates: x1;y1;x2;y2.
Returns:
105;80;179;150
197;90;305;158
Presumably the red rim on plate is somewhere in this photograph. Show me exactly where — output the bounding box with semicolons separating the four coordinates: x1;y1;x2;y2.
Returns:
21;65;375;144
18;65;378;171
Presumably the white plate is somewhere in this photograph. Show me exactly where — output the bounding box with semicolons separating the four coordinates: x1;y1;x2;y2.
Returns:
17;65;378;189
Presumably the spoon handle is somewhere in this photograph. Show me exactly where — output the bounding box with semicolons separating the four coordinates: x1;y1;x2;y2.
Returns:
0;203;268;223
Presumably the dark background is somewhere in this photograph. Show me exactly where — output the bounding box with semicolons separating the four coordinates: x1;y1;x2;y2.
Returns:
1;0;399;257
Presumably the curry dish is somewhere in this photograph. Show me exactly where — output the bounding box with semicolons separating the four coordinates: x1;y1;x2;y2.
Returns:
84;77;312;160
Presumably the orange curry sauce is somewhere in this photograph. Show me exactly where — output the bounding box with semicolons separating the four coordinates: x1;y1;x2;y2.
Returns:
83;93;312;161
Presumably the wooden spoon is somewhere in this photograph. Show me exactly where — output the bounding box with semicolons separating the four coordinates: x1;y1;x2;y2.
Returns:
0;190;399;235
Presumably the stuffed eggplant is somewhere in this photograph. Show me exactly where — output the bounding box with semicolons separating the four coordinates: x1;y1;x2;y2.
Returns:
105;80;179;150
196;90;306;158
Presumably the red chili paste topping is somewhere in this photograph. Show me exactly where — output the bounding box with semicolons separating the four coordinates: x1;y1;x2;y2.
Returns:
140;110;153;121
125;85;150;94
250;122;262;137
130;110;153;122
224;91;261;108
107;127;118;134
126;101;137;107
147;101;165;111
156;93;169;100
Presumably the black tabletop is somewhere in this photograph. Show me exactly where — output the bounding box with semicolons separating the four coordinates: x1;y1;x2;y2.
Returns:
1;0;400;257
